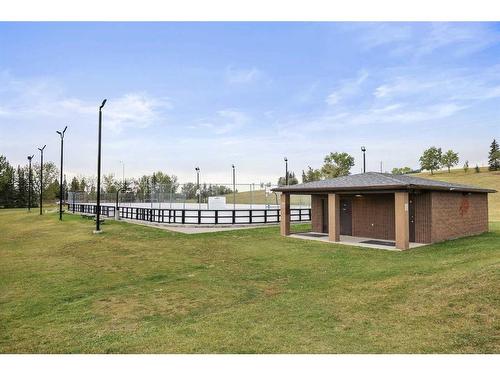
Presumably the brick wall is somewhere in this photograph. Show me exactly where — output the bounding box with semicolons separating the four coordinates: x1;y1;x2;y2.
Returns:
431;192;489;242
412;192;432;243
352;194;395;240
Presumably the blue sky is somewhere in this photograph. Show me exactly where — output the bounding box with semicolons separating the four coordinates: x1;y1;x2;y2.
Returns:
1;22;499;184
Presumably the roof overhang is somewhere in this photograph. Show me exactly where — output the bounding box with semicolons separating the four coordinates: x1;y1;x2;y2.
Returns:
272;184;496;194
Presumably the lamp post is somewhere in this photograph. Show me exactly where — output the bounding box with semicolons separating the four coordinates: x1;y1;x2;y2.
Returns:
57;126;67;220
119;160;125;190
361;146;366;173
232;164;236;210
27;155;34;211
195;167;200;209
95;99;107;233
284;157;288;186
37;146;46;215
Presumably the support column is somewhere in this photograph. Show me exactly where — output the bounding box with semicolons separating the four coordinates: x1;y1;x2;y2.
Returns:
328;193;340;242
395;192;410;250
280;193;290;236
311;195;323;233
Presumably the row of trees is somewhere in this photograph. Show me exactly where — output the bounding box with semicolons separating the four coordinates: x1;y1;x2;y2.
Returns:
416;139;499;175
0;155;63;208
277;152;356;185
418;147;460;174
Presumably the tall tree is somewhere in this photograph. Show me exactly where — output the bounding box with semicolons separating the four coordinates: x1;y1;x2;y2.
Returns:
419;147;442;175
32;161;59;200
278;171;298;186
488;139;500;171
63;175;68;200
70;177;80;192
16;165;28;207
302;166;322;183
441;150;459;173
391;167;412;175
321;152;354;178
0;155;16;208
102;174;119;194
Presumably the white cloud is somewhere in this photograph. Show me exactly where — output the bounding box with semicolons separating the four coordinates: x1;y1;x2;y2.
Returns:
325;92;340;105
190;109;250;135
325;70;369;106
104;94;172;133
0;73;172;133
225;66;262;84
350;22;500;58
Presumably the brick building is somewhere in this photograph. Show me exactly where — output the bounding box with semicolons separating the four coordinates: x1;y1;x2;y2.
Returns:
273;172;495;250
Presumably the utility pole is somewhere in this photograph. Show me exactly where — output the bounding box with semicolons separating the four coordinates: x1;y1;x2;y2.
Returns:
57;126;67;220
361;146;366;173
27;155;34;211
95;99;107;233
195;167;200;209
232;164;236;210
37;146;46;215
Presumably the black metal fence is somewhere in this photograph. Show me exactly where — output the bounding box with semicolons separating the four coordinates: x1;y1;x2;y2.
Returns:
68;203;311;225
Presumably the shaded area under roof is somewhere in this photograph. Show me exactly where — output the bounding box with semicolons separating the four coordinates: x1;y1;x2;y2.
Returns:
272;172;496;194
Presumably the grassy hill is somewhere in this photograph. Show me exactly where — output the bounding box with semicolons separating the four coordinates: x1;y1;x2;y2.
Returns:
413;167;499;221
0;209;499;353
224;189;310;207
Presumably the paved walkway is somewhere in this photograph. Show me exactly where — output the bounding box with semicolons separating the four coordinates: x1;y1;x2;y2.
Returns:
289;232;427;251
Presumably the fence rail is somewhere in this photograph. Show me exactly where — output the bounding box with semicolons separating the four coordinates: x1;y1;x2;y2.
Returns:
68;203;311;225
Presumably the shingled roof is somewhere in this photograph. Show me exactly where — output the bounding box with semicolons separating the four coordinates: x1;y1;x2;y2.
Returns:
272;172;496;193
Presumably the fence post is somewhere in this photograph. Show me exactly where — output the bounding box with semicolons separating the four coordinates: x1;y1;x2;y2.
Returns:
249;209;252;224
232;209;236;224
198;210;201;224
264;209;267;223
215;210;218;224
182;210;185;224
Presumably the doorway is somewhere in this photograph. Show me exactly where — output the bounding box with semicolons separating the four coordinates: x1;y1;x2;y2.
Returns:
340;198;352;235
409;194;416;242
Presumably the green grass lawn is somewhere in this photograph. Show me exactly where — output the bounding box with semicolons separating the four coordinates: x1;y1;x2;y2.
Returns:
1;209;499;353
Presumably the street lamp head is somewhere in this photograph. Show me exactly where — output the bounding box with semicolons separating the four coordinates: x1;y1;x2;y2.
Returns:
284;157;287;162
232;164;235;169
195;167;200;172
100;99;107;109
38;145;46;152
27;155;34;161
361;146;366;152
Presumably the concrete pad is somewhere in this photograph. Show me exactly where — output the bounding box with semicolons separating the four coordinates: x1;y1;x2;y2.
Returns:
289;232;427;251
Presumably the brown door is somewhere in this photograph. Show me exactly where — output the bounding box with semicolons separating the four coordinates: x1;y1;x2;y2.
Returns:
321;198;328;233
409;194;416;242
340;198;352;235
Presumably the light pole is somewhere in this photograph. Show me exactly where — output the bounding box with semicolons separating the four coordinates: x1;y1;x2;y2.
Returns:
37;146;46;215
57;126;67;220
361;146;366;173
119;160;125;190
27;155;34;211
195;167;200;209
96;99;107;233
232;164;236;210
284;157;288;186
